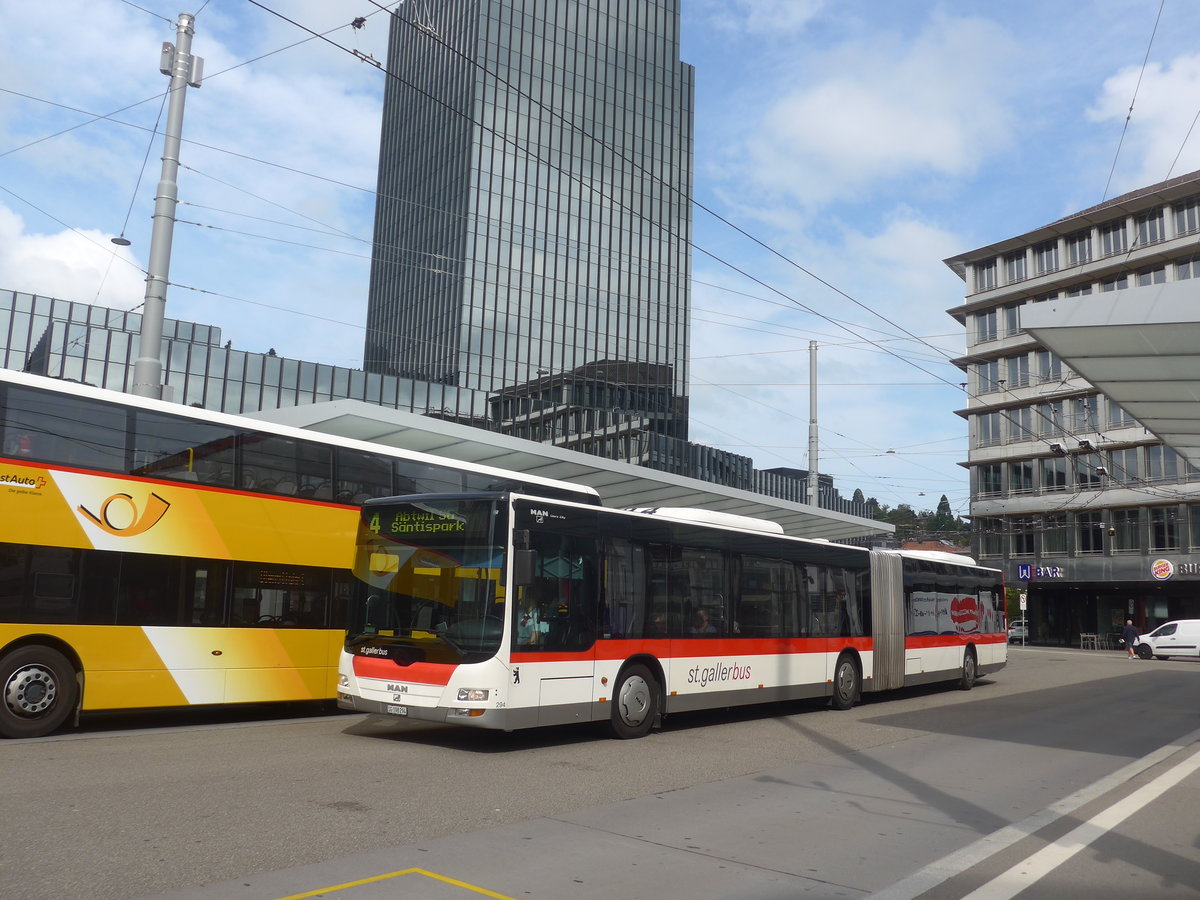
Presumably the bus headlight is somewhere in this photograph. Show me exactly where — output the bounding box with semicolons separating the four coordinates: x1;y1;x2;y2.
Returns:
456;688;489;702
338;673;349;687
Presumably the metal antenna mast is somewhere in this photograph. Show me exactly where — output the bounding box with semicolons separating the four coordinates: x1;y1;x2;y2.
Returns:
131;12;203;400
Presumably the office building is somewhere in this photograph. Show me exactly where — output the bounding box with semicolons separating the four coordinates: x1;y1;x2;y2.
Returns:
945;170;1200;644
365;0;693;454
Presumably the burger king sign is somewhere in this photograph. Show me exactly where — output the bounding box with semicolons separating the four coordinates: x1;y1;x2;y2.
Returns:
1151;558;1174;581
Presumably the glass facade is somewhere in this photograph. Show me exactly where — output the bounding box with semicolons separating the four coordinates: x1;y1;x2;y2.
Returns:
365;0;693;449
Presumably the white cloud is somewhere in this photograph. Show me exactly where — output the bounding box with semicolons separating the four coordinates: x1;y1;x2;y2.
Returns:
0;205;144;308
696;0;827;36
1087;54;1200;191
732;13;1018;209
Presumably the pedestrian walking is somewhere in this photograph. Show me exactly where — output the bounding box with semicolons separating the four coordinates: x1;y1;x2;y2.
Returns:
1122;619;1139;658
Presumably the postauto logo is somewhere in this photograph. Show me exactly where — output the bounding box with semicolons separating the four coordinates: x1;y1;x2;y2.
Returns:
77;491;171;537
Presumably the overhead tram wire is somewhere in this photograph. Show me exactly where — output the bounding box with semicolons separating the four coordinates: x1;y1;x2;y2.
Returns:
374;1;970;368
246;0;986;401
1101;0;1165;201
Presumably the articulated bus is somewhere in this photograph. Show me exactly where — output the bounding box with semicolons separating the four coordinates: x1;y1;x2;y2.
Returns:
0;368;598;738
337;493;1007;738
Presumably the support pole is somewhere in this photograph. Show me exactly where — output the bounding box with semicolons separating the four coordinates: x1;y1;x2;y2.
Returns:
808;340;819;507
131;13;201;399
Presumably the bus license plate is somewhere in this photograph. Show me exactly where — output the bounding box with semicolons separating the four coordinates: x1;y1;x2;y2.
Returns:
387;704;408;716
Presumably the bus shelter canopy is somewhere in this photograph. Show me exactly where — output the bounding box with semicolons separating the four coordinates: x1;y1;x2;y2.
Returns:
249;400;890;542
1022;280;1200;469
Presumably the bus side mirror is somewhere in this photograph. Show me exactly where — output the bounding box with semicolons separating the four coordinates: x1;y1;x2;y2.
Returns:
513;549;536;586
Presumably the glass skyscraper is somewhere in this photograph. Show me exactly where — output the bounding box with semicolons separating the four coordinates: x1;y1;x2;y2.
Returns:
365;0;694;447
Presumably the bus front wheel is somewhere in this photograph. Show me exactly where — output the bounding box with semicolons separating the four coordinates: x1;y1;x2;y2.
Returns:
0;646;78;739
831;653;860;710
611;664;659;739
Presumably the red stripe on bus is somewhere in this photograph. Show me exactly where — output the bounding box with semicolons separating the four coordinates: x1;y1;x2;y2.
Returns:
352;656;456;684
512;635;876;663
905;634;1007;649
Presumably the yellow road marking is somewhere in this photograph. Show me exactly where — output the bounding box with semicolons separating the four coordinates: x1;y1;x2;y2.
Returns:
274;866;518;900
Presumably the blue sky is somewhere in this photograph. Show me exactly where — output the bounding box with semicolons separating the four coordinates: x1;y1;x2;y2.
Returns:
3;0;1200;517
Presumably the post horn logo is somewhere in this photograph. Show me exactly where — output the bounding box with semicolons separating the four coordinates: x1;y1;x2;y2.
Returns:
78;492;171;537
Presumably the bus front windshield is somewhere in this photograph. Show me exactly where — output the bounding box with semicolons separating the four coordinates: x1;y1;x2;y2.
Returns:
348;497;507;661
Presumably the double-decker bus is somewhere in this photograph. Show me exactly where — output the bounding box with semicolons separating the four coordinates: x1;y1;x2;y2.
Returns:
0;368;597;738
337;493;1006;738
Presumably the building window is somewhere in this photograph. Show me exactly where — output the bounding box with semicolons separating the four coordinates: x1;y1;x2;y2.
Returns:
1003;304;1021;335
1010;517;1035;557
1146;444;1179;481
1042;513;1068;555
1176;254;1200;280
1109;447;1140;481
1078;511;1104;554
1009;459;1035;493
1041;456;1068;492
1076;452;1103;490
1110;508;1139;553
1136;265;1166;286
1100;220;1128;256
977;517;1003;557
1176;196;1200;235
1007;354;1030;387
1150;506;1179;551
977;359;1000;393
1065;283;1093;297
978;464;1003;496
1033;240;1058;274
1036;350;1062;383
1065;229;1092;265
1007;405;1033;442
1136;207;1165;246
1073;397;1097;432
977;411;1002;446
1032;290;1059;303
1038;400;1064;436
975;309;998;343
974;260;997;292
1190;505;1200;549
1100;273;1128;292
1108;401;1136;429
1004;251;1027;283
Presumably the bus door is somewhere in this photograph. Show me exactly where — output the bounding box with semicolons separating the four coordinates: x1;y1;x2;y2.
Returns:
513;511;599;727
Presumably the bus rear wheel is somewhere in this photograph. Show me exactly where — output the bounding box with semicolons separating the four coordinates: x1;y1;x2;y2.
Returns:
0;646;78;739
611;664;659;739
831;653;860;710
959;647;977;691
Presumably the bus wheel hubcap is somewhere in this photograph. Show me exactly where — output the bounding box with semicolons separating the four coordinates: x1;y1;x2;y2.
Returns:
4;665;57;717
619;675;650;726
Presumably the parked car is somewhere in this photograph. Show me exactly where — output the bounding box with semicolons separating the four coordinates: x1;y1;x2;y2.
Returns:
1008;619;1029;643
1134;619;1200;659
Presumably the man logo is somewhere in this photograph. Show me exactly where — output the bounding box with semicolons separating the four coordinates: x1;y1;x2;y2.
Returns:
78;492;171;537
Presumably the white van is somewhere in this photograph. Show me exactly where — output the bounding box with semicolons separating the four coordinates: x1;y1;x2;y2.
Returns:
1135;620;1200;660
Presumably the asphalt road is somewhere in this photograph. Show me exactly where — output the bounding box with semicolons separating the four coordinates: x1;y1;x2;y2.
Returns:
1;648;1197;899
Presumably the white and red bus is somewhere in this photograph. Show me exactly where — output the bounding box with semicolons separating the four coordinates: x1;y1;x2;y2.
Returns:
338;494;1006;738
0;368;597;738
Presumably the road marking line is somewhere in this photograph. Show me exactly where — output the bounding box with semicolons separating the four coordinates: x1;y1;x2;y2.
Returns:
871;726;1200;900
963;744;1200;899
273;866;517;900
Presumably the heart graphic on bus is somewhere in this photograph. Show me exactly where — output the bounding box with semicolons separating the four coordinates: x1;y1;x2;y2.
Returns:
949;595;979;632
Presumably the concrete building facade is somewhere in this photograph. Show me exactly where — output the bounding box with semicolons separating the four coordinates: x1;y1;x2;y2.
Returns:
945;171;1200;645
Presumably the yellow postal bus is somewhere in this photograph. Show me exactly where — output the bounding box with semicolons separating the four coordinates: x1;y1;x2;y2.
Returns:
0;368;596;737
